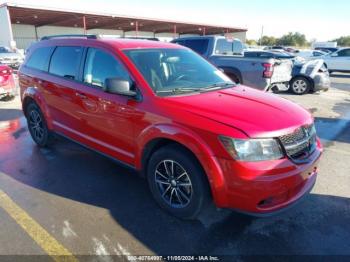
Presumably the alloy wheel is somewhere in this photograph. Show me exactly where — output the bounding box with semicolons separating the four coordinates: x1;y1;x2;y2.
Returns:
154;160;193;208
28;110;45;142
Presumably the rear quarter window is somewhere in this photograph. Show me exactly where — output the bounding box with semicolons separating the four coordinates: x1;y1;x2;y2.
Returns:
25;47;54;71
49;46;83;80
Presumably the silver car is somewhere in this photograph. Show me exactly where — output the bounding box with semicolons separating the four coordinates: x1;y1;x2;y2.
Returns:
0;46;24;69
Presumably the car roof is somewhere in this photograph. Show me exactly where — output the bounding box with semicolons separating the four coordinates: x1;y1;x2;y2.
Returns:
33;38;185;50
172;36;225;41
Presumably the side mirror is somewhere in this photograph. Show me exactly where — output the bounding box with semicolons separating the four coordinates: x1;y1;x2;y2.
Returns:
105;78;137;97
331;53;338;57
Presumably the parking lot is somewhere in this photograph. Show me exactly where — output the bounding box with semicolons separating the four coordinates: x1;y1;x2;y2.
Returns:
0;74;349;260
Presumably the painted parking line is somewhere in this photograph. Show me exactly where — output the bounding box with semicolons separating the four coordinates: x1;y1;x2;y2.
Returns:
0;190;78;262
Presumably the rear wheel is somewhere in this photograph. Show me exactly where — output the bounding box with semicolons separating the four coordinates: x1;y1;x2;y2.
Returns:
227;73;241;84
26;102;53;147
147;145;211;219
290;77;311;95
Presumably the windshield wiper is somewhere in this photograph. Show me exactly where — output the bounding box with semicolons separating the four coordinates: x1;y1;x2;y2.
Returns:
202;82;235;91
155;87;202;94
155;83;235;95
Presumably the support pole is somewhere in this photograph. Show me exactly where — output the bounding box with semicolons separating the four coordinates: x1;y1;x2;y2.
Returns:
203;27;206;36
34;26;39;41
173;24;177;38
135;21;139;37
83;16;87;35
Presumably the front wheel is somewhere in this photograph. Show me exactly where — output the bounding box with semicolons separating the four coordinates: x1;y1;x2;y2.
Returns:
290;77;311;95
147;145;211;219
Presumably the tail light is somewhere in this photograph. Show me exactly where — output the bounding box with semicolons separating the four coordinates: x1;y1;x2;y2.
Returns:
262;63;274;78
0;67;12;86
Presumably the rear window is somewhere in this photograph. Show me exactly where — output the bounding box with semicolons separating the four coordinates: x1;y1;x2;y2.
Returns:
49;46;83;80
180;39;209;55
26;47;54;71
215;39;243;55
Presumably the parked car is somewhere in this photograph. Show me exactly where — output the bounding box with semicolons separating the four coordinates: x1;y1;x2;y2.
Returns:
263;46;298;53
290;60;330;95
242;51;330;95
314;47;338;54
19;35;322;219
322;48;350;73
295;50;328;60
0;64;16;99
0;46;24;69
172;36;292;91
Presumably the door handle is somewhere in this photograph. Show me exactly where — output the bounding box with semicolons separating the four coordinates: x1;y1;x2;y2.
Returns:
75;92;87;99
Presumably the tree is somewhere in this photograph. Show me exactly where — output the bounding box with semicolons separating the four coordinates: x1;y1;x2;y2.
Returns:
333;36;350;47
259;36;277;46
246;39;257;46
276;32;308;47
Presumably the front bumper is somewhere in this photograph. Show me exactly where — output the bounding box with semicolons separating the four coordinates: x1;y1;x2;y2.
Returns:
0;79;16;97
211;141;322;215
0;61;22;69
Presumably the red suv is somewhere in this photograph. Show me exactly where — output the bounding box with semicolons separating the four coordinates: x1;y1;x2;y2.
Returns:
19;35;322;219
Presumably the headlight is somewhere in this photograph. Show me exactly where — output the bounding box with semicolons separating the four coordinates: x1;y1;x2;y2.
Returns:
219;136;284;161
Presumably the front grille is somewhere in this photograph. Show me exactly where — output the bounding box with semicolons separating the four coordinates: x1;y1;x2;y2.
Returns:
279;124;317;160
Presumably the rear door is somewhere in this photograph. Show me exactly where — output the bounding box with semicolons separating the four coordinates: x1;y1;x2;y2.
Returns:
46;46;84;133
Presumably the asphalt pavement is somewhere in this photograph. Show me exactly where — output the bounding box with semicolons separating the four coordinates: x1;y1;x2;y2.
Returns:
0;74;349;261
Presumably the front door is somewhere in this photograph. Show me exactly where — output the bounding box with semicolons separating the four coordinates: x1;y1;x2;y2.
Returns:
73;47;138;165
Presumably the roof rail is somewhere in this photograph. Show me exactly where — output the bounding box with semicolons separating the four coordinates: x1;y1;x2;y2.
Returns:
40;34;99;41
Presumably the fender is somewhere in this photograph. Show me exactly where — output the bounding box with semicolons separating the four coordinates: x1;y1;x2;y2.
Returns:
22;87;53;130
135;123;228;204
218;66;243;83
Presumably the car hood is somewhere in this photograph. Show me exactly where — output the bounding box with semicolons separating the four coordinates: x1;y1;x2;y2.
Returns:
164;86;313;138
0;53;23;59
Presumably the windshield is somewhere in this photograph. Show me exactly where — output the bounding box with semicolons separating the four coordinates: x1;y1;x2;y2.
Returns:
124;48;234;96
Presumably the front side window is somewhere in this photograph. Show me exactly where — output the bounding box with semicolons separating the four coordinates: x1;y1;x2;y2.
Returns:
83;48;132;89
124;48;233;96
49;46;83;80
337;49;350;57
26;47;54;71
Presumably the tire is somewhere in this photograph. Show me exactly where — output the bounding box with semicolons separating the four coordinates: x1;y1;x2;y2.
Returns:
227;73;241;84
26;102;53;147
290;77;311;95
147;144;211;219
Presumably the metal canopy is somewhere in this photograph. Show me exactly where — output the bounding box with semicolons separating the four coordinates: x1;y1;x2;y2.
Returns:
6;5;247;35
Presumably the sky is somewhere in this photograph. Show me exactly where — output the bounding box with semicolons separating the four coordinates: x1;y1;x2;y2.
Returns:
1;0;349;41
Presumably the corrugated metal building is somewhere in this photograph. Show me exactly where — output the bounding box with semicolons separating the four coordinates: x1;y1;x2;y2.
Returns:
0;2;247;50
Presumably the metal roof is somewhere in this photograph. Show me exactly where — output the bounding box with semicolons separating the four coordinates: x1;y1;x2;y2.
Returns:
1;2;247;35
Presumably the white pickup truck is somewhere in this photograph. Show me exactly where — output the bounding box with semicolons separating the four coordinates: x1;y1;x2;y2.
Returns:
171;36;292;91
